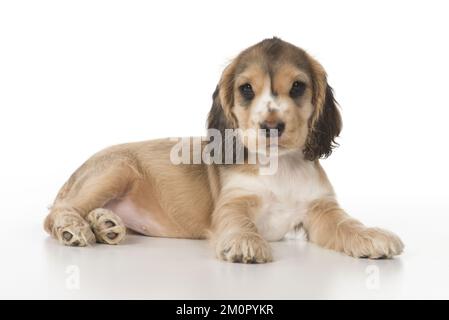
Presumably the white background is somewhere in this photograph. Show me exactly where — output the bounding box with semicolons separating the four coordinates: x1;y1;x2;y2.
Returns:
1;0;448;299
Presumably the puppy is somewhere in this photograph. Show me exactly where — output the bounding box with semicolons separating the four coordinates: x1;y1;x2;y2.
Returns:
44;38;404;263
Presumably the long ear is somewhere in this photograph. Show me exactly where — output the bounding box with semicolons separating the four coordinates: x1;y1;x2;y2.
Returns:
303;56;342;161
207;62;237;131
207;86;233;132
207;61;248;164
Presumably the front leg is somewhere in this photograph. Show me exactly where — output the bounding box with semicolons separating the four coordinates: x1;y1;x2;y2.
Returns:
210;192;272;264
303;198;404;259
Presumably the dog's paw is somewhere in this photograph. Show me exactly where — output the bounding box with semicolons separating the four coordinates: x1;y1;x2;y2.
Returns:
216;233;273;264
344;227;404;259
86;208;126;245
53;212;96;247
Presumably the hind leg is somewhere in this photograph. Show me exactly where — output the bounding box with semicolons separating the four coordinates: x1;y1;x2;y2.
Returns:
44;158;139;246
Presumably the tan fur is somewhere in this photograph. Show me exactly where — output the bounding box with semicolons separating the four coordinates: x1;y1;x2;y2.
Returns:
44;38;403;263
86;208;126;245
306;54;328;127
209;192;272;263
303;198;404;258
45;140;213;243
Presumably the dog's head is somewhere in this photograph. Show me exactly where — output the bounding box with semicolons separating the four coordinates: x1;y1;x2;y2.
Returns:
207;37;341;161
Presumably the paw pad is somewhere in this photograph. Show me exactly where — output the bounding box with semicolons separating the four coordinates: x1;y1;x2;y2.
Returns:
63;231;73;241
53;212;96;247
86;208;126;245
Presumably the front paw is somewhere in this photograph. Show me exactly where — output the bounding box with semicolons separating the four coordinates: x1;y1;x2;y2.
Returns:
216;233;273;264
344;227;404;259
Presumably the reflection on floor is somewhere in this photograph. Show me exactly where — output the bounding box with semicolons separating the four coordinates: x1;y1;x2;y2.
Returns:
2;221;431;300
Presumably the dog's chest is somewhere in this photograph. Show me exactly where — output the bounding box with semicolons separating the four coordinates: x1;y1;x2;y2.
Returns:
226;159;332;241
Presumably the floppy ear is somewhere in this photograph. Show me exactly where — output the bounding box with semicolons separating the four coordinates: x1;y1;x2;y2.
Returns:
303;56;342;161
207;61;246;163
207;63;238;132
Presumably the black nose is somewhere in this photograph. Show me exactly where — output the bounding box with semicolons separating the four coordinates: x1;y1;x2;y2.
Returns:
260;120;285;137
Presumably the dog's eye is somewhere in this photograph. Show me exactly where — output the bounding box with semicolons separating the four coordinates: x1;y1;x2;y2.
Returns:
290;81;306;98
239;83;255;100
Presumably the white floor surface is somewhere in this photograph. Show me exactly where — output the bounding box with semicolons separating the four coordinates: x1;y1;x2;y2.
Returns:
1;201;448;300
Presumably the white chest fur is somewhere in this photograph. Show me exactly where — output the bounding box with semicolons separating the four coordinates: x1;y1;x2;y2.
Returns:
222;152;334;241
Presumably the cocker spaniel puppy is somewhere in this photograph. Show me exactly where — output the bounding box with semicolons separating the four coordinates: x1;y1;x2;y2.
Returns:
44;38;404;263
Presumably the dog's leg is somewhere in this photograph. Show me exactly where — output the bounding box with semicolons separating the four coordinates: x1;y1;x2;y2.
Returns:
44;161;135;246
303;198;404;258
210;192;272;263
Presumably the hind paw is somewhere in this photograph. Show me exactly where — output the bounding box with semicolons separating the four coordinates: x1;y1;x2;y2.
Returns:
53;212;96;246
86;208;126;245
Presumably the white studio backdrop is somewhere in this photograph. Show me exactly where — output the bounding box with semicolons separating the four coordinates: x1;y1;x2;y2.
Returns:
0;0;448;246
